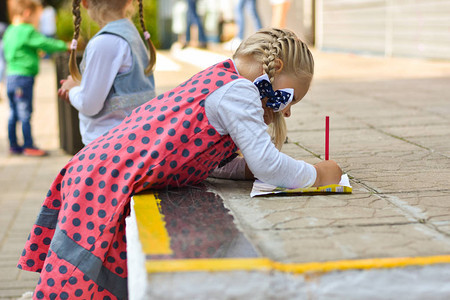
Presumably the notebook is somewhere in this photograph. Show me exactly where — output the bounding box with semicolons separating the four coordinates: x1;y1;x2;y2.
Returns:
250;174;352;197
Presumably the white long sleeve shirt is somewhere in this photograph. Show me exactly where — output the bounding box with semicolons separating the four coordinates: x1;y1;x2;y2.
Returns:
68;34;133;145
205;76;317;189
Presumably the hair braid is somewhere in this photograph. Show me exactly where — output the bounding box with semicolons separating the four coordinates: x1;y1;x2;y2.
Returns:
261;32;283;83
233;28;315;150
138;0;156;74
69;0;82;82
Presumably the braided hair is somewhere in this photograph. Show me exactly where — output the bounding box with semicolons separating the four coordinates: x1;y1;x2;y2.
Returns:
68;0;82;82
233;28;314;150
138;0;156;74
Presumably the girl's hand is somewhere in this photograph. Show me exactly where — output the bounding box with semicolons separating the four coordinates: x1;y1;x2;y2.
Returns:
61;75;79;91
58;76;79;102
58;80;70;101
312;160;342;187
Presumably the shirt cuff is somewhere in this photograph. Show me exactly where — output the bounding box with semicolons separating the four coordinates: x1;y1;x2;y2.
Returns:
303;162;317;188
68;86;81;106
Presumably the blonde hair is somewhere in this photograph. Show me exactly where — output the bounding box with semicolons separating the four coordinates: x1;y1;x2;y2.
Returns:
69;0;156;82
233;28;314;150
9;0;41;17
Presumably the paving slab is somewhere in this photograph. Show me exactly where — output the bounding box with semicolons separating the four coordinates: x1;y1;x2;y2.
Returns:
207;178;450;259
252;224;450;263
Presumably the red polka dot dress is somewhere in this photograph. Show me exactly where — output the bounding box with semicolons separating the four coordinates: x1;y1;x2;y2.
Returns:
18;59;241;299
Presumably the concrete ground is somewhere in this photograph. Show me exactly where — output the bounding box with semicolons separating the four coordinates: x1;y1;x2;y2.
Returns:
1;45;450;299
213;51;450;264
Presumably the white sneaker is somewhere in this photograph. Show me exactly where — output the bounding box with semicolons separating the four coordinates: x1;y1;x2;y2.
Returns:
18;291;34;299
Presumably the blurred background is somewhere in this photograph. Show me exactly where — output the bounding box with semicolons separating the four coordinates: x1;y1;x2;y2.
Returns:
2;0;449;59
1;0;449;155
0;1;450;298
163;0;450;62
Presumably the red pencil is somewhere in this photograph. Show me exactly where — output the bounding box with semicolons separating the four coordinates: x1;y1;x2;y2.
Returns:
325;116;330;160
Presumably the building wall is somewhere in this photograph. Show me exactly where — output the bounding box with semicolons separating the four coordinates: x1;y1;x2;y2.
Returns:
316;0;450;60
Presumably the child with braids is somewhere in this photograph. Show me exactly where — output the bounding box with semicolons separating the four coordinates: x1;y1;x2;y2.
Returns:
19;28;342;299
58;0;157;145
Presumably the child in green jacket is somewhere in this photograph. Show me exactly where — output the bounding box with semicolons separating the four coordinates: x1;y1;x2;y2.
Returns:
3;0;67;156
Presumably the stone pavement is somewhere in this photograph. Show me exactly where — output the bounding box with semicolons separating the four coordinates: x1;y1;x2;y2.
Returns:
211;52;450;265
1;45;450;299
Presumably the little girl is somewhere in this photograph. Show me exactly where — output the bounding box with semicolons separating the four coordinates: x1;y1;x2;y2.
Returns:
19;28;342;299
58;0;157;145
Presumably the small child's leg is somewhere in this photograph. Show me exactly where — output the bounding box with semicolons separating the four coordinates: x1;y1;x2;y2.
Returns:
15;77;35;149
6;77;21;153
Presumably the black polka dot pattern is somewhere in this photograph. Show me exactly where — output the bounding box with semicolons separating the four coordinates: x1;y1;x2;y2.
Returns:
18;59;241;299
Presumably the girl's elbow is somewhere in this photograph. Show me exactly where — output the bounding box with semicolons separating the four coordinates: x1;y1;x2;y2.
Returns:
78;106;101;117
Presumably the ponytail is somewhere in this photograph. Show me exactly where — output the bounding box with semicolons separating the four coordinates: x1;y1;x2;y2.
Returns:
138;0;156;74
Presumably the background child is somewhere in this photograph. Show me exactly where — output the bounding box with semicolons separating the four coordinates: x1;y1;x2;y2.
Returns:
271;0;291;28
3;0;68;156
236;0;262;42
19;28;342;299
39;1;56;39
183;0;207;48
58;0;157;145
38;0;57;59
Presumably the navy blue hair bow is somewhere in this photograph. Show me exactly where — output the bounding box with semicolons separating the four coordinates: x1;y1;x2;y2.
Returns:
253;74;293;112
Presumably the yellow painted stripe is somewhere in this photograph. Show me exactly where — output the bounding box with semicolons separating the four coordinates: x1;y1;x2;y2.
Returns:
133;192;172;255
146;258;272;273
146;255;450;274
272;255;450;273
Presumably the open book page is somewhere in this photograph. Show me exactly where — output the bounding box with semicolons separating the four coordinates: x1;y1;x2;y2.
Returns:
250;174;352;197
